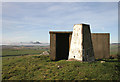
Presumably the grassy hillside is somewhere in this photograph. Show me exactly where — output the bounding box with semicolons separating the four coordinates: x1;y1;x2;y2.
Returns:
2;45;49;57
2;48;45;57
2;44;120;80
110;43;118;55
2;55;120;80
2;44;118;57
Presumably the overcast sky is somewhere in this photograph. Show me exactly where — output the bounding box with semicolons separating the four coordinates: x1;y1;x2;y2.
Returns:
2;2;118;44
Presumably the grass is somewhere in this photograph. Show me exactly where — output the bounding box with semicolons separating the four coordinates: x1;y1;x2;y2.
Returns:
2;48;48;57
2;44;119;80
110;44;118;55
2;55;120;80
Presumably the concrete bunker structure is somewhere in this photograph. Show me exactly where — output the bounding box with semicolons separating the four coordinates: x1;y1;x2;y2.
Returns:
49;24;110;61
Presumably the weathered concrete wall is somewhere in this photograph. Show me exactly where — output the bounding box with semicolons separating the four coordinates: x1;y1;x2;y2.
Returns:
49;31;110;60
68;24;95;61
68;24;83;61
50;33;56;60
91;33;110;59
82;24;95;61
68;33;110;59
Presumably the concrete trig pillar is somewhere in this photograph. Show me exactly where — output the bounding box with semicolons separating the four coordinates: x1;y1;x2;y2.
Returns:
68;24;95;62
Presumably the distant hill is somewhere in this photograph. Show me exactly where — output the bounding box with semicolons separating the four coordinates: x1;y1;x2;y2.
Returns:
110;43;118;55
111;43;120;45
30;41;42;44
2;42;50;46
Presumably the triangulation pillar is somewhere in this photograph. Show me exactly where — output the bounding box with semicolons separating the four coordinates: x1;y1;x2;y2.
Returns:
68;24;95;62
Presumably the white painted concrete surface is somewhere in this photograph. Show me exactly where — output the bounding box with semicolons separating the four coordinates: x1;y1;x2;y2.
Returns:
68;24;83;61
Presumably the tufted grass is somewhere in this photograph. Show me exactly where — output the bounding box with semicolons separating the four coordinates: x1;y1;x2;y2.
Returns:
2;55;120;80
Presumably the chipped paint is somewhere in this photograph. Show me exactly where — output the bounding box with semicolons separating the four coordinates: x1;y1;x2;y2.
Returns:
68;24;83;61
68;24;95;61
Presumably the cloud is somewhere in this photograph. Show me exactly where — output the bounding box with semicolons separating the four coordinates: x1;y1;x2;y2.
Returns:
2;2;118;43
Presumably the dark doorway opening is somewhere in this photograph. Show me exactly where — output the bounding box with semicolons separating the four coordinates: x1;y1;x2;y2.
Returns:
56;33;69;60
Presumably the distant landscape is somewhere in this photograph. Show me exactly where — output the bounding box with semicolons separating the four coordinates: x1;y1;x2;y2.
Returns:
110;43;119;58
2;43;119;57
2;44;50;57
1;43;120;80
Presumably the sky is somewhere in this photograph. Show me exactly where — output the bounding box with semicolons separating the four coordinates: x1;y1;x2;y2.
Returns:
2;2;118;44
